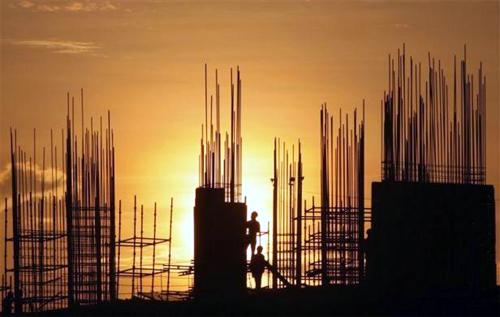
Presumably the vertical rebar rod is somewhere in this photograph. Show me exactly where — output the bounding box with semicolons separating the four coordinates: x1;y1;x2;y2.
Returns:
131;196;137;297
151;203;157;294
166;198;173;301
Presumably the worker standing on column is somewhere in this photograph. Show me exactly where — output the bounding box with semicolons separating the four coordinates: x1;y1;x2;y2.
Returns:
246;211;260;255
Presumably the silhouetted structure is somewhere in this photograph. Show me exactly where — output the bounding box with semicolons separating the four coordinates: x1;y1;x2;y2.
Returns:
194;188;246;297
6;128;68;313
272;139;303;288
4;90;117;312
198;65;243;202
382;45;486;184
65;92;116;306
116;197;173;300
194;65;247;298
372;182;495;294
1;46;497;316
272;104;367;288
372;46;495;295
305;105;367;286
2;90;183;314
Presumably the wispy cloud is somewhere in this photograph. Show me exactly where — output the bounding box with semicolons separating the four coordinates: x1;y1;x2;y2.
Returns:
13;0;118;13
394;23;411;29
17;0;35;9
0;162;66;201
8;39;101;55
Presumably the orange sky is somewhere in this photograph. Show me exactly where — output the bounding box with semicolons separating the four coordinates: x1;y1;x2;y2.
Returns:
1;0;499;287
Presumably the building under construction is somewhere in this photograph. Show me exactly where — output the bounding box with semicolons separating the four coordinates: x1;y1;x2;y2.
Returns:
272;103;367;289
269;46;495;296
1;93;117;313
1;91;179;314
372;45;495;294
193;65;247;297
1;46;497;315
193;47;495;297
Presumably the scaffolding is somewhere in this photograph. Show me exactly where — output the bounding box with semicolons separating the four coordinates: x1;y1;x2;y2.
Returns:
3;90;118;313
65;91;116;305
381;45;486;184
272;104;368;288
2;89;186;314
6;128;69;313
116;197;172;300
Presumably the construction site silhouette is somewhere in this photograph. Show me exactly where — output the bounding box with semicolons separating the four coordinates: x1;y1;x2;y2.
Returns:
1;46;498;316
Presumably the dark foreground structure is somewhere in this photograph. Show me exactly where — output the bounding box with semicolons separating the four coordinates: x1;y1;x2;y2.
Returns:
194;187;247;297
193;65;247;298
3;48;498;316
44;286;500;316
371;182;496;295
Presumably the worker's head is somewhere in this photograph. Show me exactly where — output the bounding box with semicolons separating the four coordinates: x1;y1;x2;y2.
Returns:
251;211;258;220
257;246;263;254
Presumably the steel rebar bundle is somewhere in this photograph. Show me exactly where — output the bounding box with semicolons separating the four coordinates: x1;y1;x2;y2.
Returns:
199;65;243;203
382;45;486;184
272;139;303;288
312;104;366;285
65;90;116;306
7;128;68;313
272;104;366;288
4;90;117;313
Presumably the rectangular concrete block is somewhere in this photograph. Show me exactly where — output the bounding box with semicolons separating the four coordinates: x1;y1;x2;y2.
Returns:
371;182;496;294
194;187;247;297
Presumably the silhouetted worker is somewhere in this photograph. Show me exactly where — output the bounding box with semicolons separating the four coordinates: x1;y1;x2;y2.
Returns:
17;289;22;314
249;246;266;290
2;291;13;316
246;211;260;255
364;228;374;283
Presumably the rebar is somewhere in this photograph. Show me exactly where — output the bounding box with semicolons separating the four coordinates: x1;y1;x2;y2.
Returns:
382;45;486;184
199;65;243;203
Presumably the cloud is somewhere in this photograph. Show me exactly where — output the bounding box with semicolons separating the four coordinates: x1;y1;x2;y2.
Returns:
394;23;411;29
65;2;85;12
8;39;101;55
14;1;118;13
0;162;66;202
18;0;35;8
37;4;61;12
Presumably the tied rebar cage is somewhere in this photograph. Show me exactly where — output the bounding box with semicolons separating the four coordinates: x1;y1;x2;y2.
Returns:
3;89;117;313
272;139;303;288
309;104;366;286
199;65;243;203
2;89;190;313
3;90;119;314
6;129;69;313
381;45;486;184
272;104;367;288
65;91;116;306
